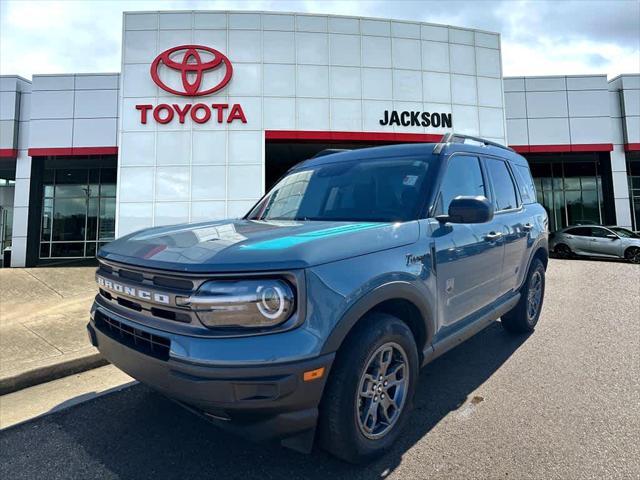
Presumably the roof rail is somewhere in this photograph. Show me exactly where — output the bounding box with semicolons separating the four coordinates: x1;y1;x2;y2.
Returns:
311;148;351;158
433;133;514;154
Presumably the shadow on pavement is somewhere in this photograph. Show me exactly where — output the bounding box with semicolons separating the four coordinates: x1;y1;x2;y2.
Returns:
0;321;528;479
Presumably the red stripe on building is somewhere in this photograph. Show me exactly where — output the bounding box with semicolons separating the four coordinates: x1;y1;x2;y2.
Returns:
265;130;443;143
509;144;613;153
28;146;118;157
624;143;640;152
0;148;18;159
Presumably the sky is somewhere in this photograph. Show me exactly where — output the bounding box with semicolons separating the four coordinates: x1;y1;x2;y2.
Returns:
1;0;639;80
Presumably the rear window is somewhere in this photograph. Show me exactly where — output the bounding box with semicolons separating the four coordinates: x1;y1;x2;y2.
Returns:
485;158;519;211
512;164;537;204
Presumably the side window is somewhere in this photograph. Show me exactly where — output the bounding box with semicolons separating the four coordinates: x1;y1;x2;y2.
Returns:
566;227;590;236
436;155;486;215
512;164;537;204
485;158;519;211
590;227;610;238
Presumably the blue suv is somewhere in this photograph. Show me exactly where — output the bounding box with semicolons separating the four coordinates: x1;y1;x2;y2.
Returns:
88;133;548;463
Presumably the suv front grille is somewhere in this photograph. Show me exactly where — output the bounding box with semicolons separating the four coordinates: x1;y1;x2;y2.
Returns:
96;261;196;325
94;310;170;361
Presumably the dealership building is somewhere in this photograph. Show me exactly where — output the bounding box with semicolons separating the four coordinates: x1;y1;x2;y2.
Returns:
0;10;638;267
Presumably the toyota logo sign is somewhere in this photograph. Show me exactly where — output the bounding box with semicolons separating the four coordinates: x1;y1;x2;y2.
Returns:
150;45;233;96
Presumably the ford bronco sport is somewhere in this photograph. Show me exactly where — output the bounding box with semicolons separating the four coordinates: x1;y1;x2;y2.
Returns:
88;133;548;463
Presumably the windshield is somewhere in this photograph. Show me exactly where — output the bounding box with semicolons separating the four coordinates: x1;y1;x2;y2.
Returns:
247;157;432;222
610;227;639;238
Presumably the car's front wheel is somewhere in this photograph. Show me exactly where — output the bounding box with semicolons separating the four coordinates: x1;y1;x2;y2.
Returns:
318;313;418;463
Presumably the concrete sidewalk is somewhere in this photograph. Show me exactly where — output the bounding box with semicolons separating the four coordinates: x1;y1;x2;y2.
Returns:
0;266;106;394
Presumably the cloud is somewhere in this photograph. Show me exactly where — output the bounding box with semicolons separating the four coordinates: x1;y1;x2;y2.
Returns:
1;0;638;79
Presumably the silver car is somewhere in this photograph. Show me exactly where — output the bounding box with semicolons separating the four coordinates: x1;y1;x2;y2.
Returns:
549;225;640;263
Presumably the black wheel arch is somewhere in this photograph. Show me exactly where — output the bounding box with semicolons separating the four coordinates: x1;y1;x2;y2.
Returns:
320;281;435;363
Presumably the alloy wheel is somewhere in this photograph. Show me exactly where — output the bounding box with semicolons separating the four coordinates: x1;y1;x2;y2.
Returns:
527;270;543;321
356;342;409;440
555;244;571;259
626;248;640;264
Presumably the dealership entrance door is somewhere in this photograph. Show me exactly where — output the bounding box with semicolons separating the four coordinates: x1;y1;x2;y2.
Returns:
36;156;117;262
526;152;616;231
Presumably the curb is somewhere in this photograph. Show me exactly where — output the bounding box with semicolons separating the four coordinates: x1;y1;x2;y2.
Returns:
0;353;109;396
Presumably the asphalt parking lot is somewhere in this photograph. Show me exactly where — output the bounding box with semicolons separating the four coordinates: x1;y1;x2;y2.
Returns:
1;258;639;479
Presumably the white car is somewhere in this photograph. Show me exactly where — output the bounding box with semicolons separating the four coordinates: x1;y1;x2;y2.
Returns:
549;225;640;263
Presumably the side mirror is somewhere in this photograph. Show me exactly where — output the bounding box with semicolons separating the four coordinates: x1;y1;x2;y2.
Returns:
606;234;618;240
436;196;494;224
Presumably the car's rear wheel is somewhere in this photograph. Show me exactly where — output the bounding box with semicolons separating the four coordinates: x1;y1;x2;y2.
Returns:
554;243;572;259
624;247;640;264
318;312;418;464
501;258;546;334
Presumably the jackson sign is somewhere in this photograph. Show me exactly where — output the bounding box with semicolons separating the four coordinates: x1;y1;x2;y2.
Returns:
379;110;452;128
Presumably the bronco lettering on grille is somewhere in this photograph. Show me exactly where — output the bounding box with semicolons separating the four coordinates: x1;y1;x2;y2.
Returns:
97;276;170;304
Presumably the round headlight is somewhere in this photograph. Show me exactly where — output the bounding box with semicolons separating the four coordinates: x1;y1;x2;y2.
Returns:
184;279;295;329
257;285;287;319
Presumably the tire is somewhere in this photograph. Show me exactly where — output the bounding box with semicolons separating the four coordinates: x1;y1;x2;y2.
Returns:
554;243;572;259
318;312;419;464
624;247;640;264
501;258;546;334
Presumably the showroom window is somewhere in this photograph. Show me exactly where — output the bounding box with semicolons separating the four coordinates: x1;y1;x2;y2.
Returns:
529;155;603;231
40;167;116;259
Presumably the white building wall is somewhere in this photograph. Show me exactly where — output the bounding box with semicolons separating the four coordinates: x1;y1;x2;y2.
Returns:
117;11;506;237
1;76;32;266
29;74;119;150
9;74;119;266
504;74;611;147
609;74;640;228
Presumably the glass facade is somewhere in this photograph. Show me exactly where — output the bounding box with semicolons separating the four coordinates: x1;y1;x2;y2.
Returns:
528;155;604;232
628;155;640;231
39;167;116;259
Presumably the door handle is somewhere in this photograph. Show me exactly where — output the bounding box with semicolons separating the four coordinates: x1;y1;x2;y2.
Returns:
523;223;533;231
485;231;503;241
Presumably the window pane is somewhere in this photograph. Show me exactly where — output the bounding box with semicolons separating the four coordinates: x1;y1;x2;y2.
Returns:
41;198;53;241
51;242;85;258
563;177;581;190
581;190;600;225
590;227;609;238
40;243;50;258
86;242;97;257
565;190;582;226
98;198;116;240
512;164;536;204
86;198;98;241
52;198;87;241
485;158;518;211
438;155;485;215
581;176;596;190
100;169;117;197
54;169;88;197
567;227;590;236
554;190;566;231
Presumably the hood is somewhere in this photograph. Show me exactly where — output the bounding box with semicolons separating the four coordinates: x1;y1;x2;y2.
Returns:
99;219;420;273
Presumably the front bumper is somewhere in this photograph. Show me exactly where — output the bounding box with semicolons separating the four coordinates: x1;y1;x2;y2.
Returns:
88;306;334;447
